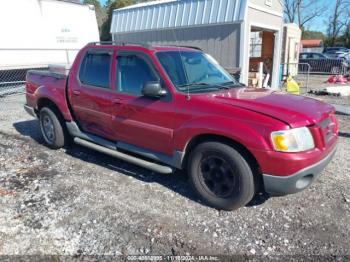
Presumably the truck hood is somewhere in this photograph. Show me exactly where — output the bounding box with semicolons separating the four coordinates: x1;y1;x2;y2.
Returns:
202;88;334;128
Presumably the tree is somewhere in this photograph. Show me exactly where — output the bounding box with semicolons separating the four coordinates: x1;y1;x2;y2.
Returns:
326;0;350;46
302;30;325;40
101;0;134;41
83;0;106;38
344;24;350;48
283;0;326;30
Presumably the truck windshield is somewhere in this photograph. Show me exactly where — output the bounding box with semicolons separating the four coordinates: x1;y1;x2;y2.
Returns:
156;51;241;93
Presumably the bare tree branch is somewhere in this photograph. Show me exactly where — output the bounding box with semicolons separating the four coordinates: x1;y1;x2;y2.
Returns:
327;0;350;45
283;0;326;29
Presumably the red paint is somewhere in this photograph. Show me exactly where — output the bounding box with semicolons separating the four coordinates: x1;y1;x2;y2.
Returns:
25;43;338;177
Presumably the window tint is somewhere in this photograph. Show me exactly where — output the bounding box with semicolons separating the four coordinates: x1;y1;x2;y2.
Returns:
79;53;111;88
116;55;157;95
300;54;308;59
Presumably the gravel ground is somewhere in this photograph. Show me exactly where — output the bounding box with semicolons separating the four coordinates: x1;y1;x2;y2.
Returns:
0;94;349;258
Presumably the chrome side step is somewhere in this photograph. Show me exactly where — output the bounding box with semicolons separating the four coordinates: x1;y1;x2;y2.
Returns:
74;137;173;174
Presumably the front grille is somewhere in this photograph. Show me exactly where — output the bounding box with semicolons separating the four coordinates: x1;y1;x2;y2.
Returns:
319;117;335;144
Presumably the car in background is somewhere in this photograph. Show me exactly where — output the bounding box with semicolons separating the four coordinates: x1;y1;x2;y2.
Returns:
338;52;350;63
323;47;350;58
299;52;349;74
323;47;349;53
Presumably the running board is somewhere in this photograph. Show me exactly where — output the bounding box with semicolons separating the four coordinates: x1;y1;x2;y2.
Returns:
74;137;173;174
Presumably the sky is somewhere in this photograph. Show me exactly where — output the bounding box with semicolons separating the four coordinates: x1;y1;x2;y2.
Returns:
304;0;334;33
99;0;108;6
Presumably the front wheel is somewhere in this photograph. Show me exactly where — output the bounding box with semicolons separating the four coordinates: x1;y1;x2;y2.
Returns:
39;107;67;149
187;142;256;210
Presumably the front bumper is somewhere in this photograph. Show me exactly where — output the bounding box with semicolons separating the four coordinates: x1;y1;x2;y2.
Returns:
263;146;337;195
24;105;36;118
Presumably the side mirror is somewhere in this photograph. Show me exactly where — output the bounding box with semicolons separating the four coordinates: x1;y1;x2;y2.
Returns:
141;81;167;98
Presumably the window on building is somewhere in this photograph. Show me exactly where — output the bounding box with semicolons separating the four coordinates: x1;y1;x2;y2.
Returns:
250;31;263;58
79;53;111;88
116;54;158;96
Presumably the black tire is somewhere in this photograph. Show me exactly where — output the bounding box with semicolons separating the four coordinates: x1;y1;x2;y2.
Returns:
39;107;67;149
187;142;255;211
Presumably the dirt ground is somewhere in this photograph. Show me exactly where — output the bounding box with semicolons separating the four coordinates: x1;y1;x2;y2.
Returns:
0;94;349;258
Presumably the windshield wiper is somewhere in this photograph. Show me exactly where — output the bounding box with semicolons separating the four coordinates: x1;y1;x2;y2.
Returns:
177;82;211;88
220;81;245;87
221;81;235;85
177;81;243;92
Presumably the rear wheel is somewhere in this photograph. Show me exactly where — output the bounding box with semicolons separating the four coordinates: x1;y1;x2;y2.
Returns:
39;107;67;149
187;142;255;210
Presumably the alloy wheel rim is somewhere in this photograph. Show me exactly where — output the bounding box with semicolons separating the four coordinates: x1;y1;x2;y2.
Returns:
41;114;55;143
199;155;236;198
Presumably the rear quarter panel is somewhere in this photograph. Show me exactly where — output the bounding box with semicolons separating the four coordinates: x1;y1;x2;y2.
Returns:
25;72;72;121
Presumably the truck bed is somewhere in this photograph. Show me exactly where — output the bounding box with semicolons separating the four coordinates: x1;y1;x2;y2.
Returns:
25;67;69;113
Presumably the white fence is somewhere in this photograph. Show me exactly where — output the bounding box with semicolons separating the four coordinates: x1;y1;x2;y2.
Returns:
299;58;349;75
281;59;350;93
280;63;311;93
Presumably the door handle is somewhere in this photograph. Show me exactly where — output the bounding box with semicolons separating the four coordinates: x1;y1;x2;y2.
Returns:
73;90;81;96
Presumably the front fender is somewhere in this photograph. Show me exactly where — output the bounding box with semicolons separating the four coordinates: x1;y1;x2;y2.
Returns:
174;115;272;152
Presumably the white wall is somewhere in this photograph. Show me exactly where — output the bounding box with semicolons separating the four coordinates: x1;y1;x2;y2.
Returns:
0;0;99;67
282;24;302;76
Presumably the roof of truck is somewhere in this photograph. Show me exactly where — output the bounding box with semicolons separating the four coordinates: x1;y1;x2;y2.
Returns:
86;42;202;52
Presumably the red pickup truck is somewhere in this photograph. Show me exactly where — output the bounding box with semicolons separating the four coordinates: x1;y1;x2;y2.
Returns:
24;42;338;210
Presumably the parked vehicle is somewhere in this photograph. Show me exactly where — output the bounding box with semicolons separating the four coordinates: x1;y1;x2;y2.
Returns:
324;51;349;59
299;52;349;74
323;47;350;60
24;43;338;210
323;47;350;55
338;52;350;64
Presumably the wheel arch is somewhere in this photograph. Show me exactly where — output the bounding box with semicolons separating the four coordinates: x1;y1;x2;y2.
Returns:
34;84;73;121
182;133;262;191
37;98;67;126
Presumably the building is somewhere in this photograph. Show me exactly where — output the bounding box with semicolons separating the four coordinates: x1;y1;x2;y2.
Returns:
281;23;302;76
0;0;99;68
110;0;284;88
301;39;324;53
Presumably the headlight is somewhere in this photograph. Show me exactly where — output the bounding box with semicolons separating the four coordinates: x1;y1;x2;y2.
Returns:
271;127;315;152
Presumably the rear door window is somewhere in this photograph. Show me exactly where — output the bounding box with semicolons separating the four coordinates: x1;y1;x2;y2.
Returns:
79;52;111;88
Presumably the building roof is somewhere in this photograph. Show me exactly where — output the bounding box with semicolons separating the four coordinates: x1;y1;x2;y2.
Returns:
117;0;177;11
111;0;248;34
301;39;323;48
